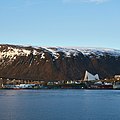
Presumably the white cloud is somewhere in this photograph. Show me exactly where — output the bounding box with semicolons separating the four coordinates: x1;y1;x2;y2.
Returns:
63;0;109;4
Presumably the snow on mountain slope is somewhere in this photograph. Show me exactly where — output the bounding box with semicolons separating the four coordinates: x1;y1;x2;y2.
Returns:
0;47;30;60
0;45;120;61
43;47;120;58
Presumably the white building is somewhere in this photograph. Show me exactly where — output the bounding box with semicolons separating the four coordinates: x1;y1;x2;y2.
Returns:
114;75;120;80
84;71;100;81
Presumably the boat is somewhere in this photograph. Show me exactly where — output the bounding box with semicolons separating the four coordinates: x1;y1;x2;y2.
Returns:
113;82;120;89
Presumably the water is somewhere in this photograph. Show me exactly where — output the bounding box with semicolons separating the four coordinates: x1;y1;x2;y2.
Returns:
0;90;120;120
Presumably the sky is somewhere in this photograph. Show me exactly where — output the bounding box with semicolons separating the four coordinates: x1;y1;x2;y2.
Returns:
0;0;120;49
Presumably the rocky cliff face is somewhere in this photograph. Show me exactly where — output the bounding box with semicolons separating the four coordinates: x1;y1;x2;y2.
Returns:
0;44;120;81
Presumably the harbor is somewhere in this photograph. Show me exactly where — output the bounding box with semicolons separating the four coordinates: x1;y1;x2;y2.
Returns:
1;71;120;90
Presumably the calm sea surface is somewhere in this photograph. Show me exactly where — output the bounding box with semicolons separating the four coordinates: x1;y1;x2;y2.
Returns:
0;90;120;120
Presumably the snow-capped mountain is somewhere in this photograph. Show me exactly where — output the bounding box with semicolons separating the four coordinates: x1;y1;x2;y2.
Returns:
0;44;120;81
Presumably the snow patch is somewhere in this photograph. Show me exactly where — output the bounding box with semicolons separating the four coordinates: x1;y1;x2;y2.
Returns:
41;53;45;59
42;47;79;59
42;47;60;59
0;47;31;62
33;50;39;55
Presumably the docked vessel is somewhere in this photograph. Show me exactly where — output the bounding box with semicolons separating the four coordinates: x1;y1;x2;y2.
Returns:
113;82;120;89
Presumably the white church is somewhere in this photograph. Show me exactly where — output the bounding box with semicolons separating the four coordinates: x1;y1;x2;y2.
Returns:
84;71;100;81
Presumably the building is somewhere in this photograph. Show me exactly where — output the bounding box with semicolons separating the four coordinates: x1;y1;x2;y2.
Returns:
114;75;120;80
0;78;3;88
84;71;100;81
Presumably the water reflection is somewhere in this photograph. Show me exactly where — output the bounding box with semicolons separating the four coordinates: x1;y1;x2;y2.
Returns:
0;90;120;120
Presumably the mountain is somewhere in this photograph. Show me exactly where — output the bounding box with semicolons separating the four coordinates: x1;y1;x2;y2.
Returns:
0;44;120;81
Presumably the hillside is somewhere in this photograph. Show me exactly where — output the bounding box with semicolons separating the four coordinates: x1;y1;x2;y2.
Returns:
0;44;120;81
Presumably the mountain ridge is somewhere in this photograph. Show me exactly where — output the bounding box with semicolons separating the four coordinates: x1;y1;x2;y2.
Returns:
0;44;120;81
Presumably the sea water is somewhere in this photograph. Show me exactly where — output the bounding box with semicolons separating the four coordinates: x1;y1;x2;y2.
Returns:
0;90;120;120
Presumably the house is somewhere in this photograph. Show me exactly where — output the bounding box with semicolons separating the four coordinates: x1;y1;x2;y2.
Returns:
114;75;120;80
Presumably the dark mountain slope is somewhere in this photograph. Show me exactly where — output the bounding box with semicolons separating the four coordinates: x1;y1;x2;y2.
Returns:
0;44;120;81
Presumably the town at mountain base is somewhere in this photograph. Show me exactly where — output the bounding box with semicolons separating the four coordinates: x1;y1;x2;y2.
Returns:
0;44;120;81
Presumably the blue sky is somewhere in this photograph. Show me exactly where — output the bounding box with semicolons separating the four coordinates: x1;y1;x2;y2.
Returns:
0;0;120;49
